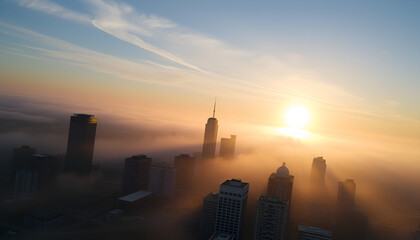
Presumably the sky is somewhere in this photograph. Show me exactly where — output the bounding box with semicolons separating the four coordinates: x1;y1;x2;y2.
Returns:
0;0;419;164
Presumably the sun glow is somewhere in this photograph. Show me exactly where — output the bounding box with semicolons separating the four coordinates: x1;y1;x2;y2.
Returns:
277;106;311;139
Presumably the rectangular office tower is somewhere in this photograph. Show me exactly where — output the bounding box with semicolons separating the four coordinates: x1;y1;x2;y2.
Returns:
298;225;332;240
122;155;152;194
215;179;249;240
200;192;219;239
148;161;177;197
174;154;195;190
219;135;236;160
65;114;97;175
254;196;289;240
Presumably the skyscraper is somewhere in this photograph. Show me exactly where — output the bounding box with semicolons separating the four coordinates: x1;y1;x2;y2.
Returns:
337;179;356;215
202;102;218;161
65;114;97;175
219;135;236;160
254;196;289;240
310;157;327;189
148;161;177;197
335;179;367;240
10;145;36;183
122;155;152;194
215;179;249;240
267;163;294;202
200;192;219;239
174;154;195;190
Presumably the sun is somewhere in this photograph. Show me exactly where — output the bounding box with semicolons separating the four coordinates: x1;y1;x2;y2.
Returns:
276;105;311;139
284;105;310;129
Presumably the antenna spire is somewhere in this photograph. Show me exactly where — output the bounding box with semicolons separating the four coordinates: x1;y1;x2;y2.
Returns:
213;98;217;118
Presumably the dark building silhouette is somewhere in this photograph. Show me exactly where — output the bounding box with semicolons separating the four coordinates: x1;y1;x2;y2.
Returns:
30;154;58;191
200;192;219;239
148;161;177;197
174;154;195;191
337;179;356;214
14;170;38;197
215;179;249;240
335;179;367;240
219;135;236;160
254;196;289;240
65;114;97;175
202;102;218;161
267;163;294;202
122;155;152;194
10;145;36;183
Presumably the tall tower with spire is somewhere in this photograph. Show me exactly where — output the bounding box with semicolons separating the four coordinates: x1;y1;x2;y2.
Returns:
201;100;218;161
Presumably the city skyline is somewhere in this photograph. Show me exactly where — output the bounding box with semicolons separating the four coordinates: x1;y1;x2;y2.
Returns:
0;1;419;239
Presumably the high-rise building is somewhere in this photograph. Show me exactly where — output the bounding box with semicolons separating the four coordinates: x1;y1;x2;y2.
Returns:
337;179;356;215
14;170;38;197
310;157;327;189
174;154;195;190
202;102;218;161
298;225;332;240
30;154;58;191
65;114;97;175
267;163;294;202
334;179;367;240
200;192;219;239
254;196;289;240
219;135;236;160
10;145;36;183
122;155;152;194
215;179;249;240
148;161;177;197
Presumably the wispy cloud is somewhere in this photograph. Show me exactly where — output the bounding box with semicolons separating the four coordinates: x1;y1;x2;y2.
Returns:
15;0;91;23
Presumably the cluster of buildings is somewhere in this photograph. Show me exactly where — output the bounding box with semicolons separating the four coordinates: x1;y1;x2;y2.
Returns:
199;157;368;240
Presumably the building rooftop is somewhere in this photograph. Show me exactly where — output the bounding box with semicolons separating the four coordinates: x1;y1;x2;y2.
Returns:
298;225;332;236
221;179;249;188
258;195;288;204
118;190;153;203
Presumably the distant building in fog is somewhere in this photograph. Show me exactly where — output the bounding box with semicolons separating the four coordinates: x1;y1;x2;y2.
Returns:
219;135;236;160
254;196;289;240
148;161;176;197
267;163;294;202
298;225;332;240
335;179;367;240
202;102;218;161
10;145;36;183
215;179;249;240
200;192;219;239
310;157;327;189
122;155;152;194
30;154;58;191
14;170;38;197
337;179;356;214
174;154;195;190
65;114;97;175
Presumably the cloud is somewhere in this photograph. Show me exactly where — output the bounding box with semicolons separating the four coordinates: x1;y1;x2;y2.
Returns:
15;0;91;23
